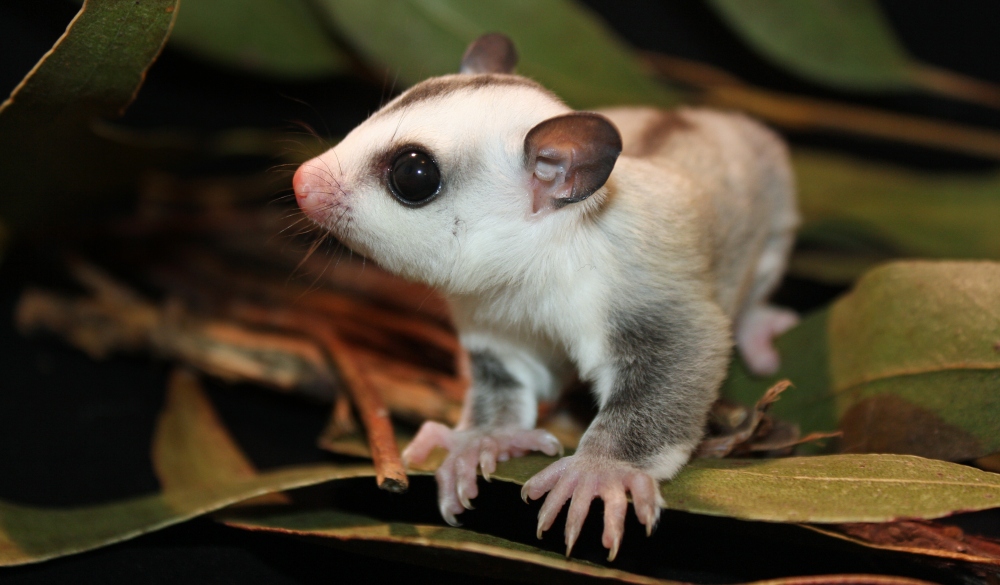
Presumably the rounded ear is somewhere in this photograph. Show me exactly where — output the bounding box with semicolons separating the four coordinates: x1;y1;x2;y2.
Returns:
523;112;622;213
460;33;518;74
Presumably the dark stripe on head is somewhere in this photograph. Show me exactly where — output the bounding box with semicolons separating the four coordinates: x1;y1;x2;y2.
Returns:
373;75;556;121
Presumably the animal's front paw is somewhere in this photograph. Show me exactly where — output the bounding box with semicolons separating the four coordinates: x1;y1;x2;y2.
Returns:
402;421;562;526
521;454;664;561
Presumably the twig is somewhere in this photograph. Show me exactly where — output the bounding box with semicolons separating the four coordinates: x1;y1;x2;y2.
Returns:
642;51;1000;161
228;302;409;492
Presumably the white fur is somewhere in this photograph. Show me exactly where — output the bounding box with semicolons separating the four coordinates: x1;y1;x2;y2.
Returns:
296;74;797;468
646;442;696;480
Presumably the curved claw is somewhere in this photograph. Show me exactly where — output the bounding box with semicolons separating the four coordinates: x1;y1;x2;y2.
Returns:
423;425;570;529
440;505;462;527
524;454;667;561
457;484;475;510
607;535;621;562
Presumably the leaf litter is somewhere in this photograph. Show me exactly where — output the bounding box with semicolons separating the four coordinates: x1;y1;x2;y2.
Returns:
5;0;1000;578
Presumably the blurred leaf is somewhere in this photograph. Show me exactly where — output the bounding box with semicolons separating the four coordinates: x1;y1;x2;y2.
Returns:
313;0;682;109
220;508;686;585
0;368;372;567
804;521;1000;569
153;368;290;506
168;0;349;78
709;85;1000;162
722;310;836;455
707;0;913;91
0;465;367;567
0;0;178;229
707;0;1000;107
794;152;1000;278
723;261;1000;461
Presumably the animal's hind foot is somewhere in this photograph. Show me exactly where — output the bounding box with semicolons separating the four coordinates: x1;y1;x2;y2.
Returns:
736;305;798;375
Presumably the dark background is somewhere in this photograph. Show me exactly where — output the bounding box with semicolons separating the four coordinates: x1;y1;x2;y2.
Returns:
1;1;999;582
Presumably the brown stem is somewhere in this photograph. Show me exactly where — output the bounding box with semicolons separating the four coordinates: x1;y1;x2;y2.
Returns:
229;302;408;492
705;84;1000;161
642;51;1000;161
912;64;1000;111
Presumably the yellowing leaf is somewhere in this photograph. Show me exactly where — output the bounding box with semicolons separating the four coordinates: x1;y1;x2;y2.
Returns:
0;465;373;567
483;453;1000;524
723;261;1000;461
0;369;370;567
219;508;686;585
827;262;1000;459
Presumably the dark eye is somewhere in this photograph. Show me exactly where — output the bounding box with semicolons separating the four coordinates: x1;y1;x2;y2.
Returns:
388;149;441;205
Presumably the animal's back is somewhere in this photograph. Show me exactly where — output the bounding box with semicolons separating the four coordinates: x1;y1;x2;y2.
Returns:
599;106;798;320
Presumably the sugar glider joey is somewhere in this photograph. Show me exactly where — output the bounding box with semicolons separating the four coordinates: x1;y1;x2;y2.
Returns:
293;34;799;560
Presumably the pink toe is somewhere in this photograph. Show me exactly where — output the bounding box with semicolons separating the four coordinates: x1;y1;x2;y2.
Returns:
564;486;595;556
601;489;627;557
403;421;452;464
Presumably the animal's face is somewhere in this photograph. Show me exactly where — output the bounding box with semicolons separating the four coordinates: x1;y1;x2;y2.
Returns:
293;35;622;293
294;75;571;291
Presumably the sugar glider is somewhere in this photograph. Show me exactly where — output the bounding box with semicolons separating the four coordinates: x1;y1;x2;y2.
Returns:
293;33;799;560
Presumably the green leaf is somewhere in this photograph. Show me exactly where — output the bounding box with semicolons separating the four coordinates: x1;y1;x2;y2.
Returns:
707;0;914;91
0;0;179;229
792;152;1000;283
721;310;836;455
313;0;682;109
168;0;349;79
827;262;1000;460
0;465;371;567
723;261;1000;461
478;453;1000;524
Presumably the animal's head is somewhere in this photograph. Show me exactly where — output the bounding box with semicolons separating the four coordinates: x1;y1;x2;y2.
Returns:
293;34;622;292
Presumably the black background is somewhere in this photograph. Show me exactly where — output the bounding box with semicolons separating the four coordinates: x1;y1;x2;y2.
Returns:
2;1;999;582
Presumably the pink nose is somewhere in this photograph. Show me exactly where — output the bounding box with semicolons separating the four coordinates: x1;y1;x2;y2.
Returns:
292;162;312;207
292;160;325;218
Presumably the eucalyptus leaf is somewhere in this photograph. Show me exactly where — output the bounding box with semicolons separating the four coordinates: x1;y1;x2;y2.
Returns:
219;508;684;585
793;151;1000;281
827;262;1000;460
0;0;178;229
802;523;1000;569
0;368;368;567
722;261;1000;461
707;0;914;91
313;0;682;109
0;465;370;567
168;0;349;78
485;453;1000;524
